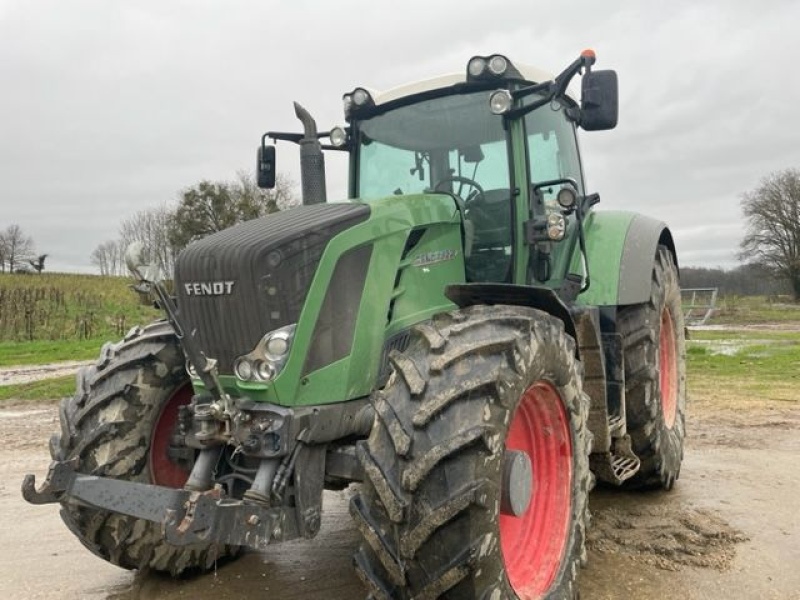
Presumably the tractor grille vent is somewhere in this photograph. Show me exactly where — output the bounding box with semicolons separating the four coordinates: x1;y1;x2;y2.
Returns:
377;329;412;387
174;203;369;373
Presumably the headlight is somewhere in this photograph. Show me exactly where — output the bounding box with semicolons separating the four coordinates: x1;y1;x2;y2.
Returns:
547;213;567;241
468;57;487;77
352;88;371;106
467;54;517;81
265;335;289;359
234;358;254;381
329;126;347;147
343;88;374;121
488;55;508;75
557;187;578;209
234;324;297;383
255;360;274;381
489;90;513;115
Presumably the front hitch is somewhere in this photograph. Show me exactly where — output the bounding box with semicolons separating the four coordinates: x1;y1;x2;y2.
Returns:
21;460;300;550
21;459;78;504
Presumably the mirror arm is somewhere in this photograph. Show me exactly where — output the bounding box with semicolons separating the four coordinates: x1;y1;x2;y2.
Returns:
553;52;594;99
505;51;596;121
265;131;304;144
505;94;552;120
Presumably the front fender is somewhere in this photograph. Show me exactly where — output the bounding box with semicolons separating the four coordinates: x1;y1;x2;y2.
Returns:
573;211;676;307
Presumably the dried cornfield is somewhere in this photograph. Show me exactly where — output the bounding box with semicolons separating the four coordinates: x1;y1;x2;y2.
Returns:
0;273;159;342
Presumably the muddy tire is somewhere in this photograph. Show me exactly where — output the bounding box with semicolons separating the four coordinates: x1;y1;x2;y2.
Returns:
350;305;592;599
51;321;236;574
618;246;687;490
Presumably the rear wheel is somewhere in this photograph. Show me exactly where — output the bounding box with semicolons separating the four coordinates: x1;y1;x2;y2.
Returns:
51;321;237;574
350;305;592;599
618;246;686;490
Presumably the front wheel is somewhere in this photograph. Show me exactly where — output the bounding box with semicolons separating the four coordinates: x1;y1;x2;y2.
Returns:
351;305;592;599
51;321;238;574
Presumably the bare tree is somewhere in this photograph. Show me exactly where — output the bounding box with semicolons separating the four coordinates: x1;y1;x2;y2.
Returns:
740;168;800;301
0;234;7;273
90;240;123;276
1;224;36;273
119;205;176;277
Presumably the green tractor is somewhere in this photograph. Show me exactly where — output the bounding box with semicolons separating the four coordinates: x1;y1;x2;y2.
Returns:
23;50;686;599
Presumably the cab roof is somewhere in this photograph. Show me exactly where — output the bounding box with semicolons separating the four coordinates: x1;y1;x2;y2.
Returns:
366;62;576;107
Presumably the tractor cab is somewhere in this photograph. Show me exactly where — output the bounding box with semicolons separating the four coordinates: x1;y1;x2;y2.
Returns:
260;52;618;295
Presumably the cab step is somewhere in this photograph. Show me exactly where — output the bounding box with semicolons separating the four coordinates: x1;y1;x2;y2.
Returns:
590;434;641;485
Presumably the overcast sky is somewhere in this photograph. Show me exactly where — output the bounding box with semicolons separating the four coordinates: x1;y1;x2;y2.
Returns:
2;0;798;273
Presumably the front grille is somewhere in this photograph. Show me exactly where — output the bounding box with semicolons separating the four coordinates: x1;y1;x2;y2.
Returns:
174;203;370;372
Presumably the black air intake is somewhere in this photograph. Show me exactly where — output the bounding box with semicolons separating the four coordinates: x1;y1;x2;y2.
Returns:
174;203;369;372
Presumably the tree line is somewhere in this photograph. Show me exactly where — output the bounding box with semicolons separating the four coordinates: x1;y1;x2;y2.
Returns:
91;171;296;277
680;263;790;297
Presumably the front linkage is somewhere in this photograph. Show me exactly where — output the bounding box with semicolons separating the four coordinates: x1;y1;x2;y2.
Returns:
22;249;371;551
23;391;370;550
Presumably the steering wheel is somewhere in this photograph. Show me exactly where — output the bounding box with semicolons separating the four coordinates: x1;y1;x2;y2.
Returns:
432;175;486;206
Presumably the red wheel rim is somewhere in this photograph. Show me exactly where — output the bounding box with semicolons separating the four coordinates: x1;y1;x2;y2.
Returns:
660;308;678;429
149;383;193;488
500;381;573;599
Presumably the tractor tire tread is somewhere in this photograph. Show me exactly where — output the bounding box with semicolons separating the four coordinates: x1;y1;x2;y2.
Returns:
351;305;592;599
618;246;687;490
51;322;236;575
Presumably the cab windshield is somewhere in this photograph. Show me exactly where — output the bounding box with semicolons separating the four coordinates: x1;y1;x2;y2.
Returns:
355;91;512;282
356;91;510;200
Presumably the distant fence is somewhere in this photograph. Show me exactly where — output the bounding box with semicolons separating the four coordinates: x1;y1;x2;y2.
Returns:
681;287;718;326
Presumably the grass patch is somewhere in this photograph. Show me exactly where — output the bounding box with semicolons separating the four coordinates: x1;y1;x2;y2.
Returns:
687;337;800;382
687;328;800;409
0;338;105;367
689;329;800;342
0;375;74;403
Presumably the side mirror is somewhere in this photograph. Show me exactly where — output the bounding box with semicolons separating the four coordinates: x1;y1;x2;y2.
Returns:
257;144;276;189
580;70;618;131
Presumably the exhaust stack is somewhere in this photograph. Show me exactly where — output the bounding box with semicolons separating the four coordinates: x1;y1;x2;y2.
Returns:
294;102;327;205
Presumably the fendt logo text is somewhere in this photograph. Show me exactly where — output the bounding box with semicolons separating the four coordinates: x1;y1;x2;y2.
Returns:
184;281;236;296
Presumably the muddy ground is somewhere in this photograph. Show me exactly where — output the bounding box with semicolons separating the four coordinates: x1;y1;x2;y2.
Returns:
0;399;798;599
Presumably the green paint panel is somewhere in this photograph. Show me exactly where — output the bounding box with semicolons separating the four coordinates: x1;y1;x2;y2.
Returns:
570;210;637;307
510;118;531;284
216;194;463;407
387;222;464;334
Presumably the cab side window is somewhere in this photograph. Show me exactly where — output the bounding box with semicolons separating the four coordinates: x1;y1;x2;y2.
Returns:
525;106;583;205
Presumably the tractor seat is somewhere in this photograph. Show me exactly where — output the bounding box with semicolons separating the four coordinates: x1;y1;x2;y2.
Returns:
466;188;512;249
464;188;512;283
